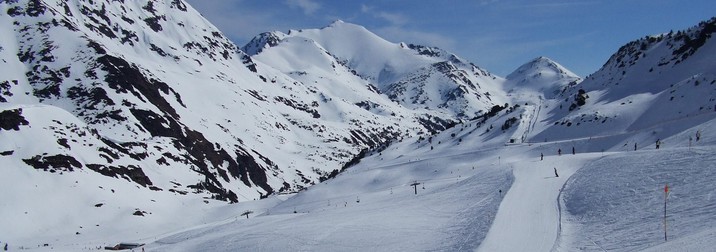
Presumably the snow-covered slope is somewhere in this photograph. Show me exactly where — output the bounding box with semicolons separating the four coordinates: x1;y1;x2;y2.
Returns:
244;20;509;120
0;1;511;248
147;104;716;252
0;0;506;206
1;0;283;202
144;16;715;251
2;0;716;250
532;17;716;142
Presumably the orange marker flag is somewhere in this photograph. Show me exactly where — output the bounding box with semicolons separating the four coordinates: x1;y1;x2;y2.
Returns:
665;184;669;193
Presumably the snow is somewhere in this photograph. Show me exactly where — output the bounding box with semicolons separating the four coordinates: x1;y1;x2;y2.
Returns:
141;116;716;252
2;1;716;251
147;149;512;251
478;153;591;251
560;145;716;251
505;56;582;99
249;19;509;119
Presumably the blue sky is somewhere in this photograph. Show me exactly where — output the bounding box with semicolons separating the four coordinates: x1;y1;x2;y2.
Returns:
185;0;715;77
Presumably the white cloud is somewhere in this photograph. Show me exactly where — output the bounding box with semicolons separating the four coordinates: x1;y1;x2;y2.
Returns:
359;4;453;50
285;0;321;15
478;0;500;6
360;5;408;27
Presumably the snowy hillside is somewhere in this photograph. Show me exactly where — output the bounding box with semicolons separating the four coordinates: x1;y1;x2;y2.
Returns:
533;17;716;142
146;16;716;252
2;0;716;251
146;105;716;252
0;0;509;207
0;0;510;249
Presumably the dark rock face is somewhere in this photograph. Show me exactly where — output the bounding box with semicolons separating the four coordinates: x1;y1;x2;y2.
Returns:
242;32;284;55
417;115;457;135
92;53;276;202
671;18;716;62
86;164;153;187
98;55;184;119
0;80;18;102
0;108;30;131
23;154;82;171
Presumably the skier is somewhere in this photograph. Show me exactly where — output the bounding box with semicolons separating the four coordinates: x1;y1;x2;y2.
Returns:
696;130;701;141
656;139;661;149
572;146;575;155
634;142;637;151
540;152;544;161
554;167;559;177
558;148;562;156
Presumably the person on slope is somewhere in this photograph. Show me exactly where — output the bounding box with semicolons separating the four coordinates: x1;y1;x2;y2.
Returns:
554;167;559;177
696;130;701;141
558;148;561;156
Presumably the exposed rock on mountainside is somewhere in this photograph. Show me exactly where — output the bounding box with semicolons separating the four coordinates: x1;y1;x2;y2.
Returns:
0;0;507;203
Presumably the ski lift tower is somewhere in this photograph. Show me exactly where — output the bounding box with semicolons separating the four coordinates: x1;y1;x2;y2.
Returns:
410;181;421;195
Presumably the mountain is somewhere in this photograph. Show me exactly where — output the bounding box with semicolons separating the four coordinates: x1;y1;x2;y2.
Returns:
1;0;289;203
243;20;508;120
505;56;582;99
532;17;716;142
0;0;508;210
0;1;518;246
3;0;716;250
146;17;716;252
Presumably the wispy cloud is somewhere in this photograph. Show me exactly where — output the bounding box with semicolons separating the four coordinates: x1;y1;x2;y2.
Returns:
360;5;408;26
500;1;600;10
358;4;454;49
477;0;500;6
285;0;321;15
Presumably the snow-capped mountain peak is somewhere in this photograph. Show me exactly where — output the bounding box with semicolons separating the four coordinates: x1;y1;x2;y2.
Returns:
505;56;581;97
327;19;346;27
242;31;288;56
246;20;509;120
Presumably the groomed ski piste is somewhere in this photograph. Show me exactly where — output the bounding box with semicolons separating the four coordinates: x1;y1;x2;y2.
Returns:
5;97;716;251
137;112;716;251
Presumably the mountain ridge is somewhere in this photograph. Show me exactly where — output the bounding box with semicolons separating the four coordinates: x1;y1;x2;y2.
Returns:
0;0;517;205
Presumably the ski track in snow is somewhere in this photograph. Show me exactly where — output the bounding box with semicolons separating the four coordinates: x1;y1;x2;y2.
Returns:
477;151;594;251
